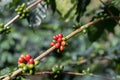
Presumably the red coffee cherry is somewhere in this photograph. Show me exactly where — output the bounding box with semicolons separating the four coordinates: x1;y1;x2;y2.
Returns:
55;35;59;39
53;36;58;40
28;58;34;64
55;42;60;48
61;41;66;46
25;54;32;61
58;33;63;38
18;57;26;63
51;33;66;51
60;46;64;51
20;54;26;60
50;42;55;46
57;38;62;42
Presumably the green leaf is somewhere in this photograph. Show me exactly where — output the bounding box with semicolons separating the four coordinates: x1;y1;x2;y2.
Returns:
88;6;119;42
55;0;76;21
87;20;105;42
49;0;56;13
0;67;11;76
76;0;91;22
9;0;19;8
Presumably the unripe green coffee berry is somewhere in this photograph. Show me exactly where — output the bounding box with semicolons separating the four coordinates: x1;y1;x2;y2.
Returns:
18;12;21;15
21;3;25;7
29;70;33;75
62;37;66;41
0;23;4;27
53;40;56;43
19;7;23;11
27;64;34;69
23;10;27;13
15;8;18;11
21;14;25;18
54;74;58;78
60;65;64;70
57;49;60;53
35;60;39;66
23;66;27;71
83;29;86;33
26;13;29;16
0;29;3;32
18;63;25;68
57;71;60;73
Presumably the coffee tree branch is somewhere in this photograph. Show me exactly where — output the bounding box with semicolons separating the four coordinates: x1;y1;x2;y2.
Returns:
3;18;101;80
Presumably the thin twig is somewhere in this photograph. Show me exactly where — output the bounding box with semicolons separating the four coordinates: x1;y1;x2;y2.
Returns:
4;15;19;27
0;75;8;79
24;71;84;76
2;19;101;80
4;0;42;27
24;71;112;80
65;19;101;39
2;69;22;80
34;46;56;61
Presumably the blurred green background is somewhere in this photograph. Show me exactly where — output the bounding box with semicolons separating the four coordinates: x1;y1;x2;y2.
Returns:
0;0;120;80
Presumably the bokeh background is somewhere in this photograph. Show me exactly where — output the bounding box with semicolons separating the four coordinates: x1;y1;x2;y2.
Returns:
0;0;120;80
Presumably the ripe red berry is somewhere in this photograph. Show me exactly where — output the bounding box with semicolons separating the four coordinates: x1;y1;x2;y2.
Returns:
20;54;26;60
18;57;26;63
58;33;63;38
18;61;21;64
61;41;66;46
28;58;34;64
57;38;62;42
60;46;64;51
50;42;55;46
55;35;59;39
25;54;32;61
53;36;58;40
55;42;60;48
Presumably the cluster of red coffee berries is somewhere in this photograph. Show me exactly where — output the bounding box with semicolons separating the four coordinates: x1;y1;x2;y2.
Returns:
50;33;67;51
18;54;39;74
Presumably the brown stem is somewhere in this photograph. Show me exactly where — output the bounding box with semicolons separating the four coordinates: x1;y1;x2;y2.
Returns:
0;75;8;79
2;19;101;80
4;15;19;27
27;0;42;9
4;0;42;27
24;71;84;76
2;69;22;80
34;46;56;61
34;19;101;62
65;19;101;39
24;71;112;80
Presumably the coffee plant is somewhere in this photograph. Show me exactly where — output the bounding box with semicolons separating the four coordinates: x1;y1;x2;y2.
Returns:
0;0;120;80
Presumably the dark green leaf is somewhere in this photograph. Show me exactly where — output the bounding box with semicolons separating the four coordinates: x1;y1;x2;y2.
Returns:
49;0;56;13
76;0;91;22
87;20;105;42
9;0;19;7
88;5;119;42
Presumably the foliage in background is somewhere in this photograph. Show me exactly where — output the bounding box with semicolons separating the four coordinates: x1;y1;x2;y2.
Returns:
0;0;120;80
